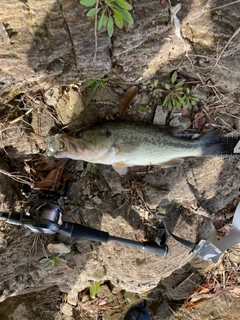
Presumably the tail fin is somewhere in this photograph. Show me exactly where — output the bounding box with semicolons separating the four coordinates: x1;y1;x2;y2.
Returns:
200;130;240;157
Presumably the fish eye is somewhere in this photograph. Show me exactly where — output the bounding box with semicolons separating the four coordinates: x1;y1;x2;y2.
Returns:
75;132;83;139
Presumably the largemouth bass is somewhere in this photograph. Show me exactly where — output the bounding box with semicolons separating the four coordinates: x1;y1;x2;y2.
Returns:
46;121;240;175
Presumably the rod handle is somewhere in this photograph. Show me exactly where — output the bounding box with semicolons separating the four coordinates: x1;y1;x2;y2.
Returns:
58;222;109;242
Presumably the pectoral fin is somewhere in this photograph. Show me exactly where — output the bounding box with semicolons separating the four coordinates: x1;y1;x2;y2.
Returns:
112;162;129;175
114;142;139;155
158;158;184;168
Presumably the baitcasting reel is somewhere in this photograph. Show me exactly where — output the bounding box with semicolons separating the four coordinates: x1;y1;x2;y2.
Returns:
0;181;168;257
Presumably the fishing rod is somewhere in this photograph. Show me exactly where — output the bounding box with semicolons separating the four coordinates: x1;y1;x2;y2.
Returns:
0;181;168;257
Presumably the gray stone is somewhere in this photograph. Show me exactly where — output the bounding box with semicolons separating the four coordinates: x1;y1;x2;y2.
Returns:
47;243;71;255
61;304;73;317
153;105;168;125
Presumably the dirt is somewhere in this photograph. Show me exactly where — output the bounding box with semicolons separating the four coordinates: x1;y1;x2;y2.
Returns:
0;0;240;319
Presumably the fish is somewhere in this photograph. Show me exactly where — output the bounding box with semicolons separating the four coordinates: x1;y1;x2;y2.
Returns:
46;121;240;175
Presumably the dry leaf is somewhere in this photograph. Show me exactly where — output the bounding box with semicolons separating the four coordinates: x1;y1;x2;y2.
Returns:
119;86;138;117
34;168;64;189
33;156;65;172
193;111;206;132
160;0;170;8
190;293;214;303
198;287;211;295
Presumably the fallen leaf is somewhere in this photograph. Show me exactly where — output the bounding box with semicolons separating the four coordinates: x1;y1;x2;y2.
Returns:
198;287;211;295
33;155;65;172
193;111;206;132
34;168;64;189
189;293;214;303
119;86;138;117
160;0;170;8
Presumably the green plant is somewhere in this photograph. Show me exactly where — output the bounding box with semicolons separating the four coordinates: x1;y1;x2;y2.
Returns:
89;281;101;299
81;77;109;107
80;0;134;37
39;256;67;268
86;162;96;171
151;72;199;111
137;105;148;113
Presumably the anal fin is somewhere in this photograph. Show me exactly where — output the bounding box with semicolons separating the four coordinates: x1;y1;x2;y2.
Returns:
158;158;184;168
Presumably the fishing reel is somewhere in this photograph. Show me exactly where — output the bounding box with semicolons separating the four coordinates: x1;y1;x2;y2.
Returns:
20;201;63;234
0;180;72;235
0;200;63;235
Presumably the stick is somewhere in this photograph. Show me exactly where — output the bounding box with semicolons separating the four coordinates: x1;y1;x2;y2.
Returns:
212;26;240;70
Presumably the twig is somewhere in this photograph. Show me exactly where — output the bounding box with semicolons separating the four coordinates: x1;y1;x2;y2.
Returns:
206;0;240;11
173;273;194;289
212;26;240;70
9;108;34;124
93;0;100;64
0;169;33;185
25;93;42;105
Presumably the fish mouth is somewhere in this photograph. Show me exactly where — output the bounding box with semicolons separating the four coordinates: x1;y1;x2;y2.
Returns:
46;134;79;158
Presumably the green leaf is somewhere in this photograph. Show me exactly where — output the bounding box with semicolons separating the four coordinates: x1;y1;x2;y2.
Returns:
175;100;181;109
103;13;109;27
175;87;184;92
153;88;164;94
175;80;185;88
186;87;190;94
187;101;192;109
177;95;185;105
80;0;97;7
107;15;114;37
165;83;170;90
86;7;101;17
192;94;199;100
82;79;96;89
86;162;92;171
153;79;158;87
85;81;100;107
163;97;167;106
113;9;123;28
39;258;49;264
47;261;54;268
191;97;198;102
117;8;134;23
60;258;67;265
171;71;177;84
98;12;106;30
172;98;176;107
137;105;148;113
167;100;173;111
115;0;132;10
100;81;107;88
90;281;101;299
105;0;113;6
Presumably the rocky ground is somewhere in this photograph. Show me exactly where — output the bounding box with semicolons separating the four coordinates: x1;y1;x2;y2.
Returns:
0;0;240;319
